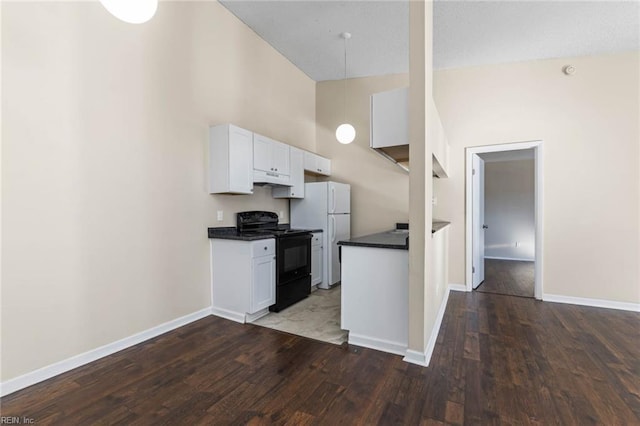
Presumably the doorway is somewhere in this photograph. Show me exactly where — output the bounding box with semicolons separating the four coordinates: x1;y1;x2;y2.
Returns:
465;141;544;299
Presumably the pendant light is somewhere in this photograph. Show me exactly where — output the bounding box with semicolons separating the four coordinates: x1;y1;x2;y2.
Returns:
99;0;158;24
336;32;356;144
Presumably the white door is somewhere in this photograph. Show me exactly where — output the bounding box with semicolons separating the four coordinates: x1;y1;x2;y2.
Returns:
472;154;486;289
328;214;350;285
328;182;351;214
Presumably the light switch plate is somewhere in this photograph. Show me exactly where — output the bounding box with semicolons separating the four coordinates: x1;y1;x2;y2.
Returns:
217;211;223;221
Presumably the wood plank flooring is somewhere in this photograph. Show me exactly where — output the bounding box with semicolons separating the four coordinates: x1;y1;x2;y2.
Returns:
2;291;639;425
476;259;535;298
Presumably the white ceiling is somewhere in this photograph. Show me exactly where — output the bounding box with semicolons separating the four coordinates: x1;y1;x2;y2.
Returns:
220;0;640;82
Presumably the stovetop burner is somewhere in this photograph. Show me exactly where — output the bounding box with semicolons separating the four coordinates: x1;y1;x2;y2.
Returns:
236;211;310;238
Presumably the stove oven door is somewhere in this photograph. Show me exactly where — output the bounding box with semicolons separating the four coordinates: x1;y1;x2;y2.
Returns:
277;233;312;284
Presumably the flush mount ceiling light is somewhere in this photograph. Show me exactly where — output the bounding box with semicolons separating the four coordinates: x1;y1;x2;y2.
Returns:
336;32;356;145
99;0;158;24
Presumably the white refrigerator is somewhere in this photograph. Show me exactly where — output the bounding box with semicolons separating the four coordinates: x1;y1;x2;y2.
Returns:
290;182;350;289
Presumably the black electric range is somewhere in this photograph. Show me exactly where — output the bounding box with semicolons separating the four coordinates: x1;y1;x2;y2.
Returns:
237;211;312;312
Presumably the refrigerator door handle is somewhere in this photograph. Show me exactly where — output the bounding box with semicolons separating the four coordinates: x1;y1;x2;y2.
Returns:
330;215;336;242
330;186;336;214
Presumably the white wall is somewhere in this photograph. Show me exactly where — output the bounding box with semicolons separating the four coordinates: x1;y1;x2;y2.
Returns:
1;2;316;381
484;159;535;260
434;52;640;304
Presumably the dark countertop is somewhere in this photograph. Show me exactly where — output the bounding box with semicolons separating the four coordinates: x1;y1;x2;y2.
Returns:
208;226;322;241
208;227;274;241
337;221;451;250
432;221;451;234
338;230;409;250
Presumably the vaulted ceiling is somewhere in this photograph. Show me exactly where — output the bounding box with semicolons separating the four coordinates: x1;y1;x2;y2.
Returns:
220;0;640;82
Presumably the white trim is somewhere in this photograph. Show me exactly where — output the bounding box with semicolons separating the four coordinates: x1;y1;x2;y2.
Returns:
543;294;640;312
0;308;212;397
448;283;467;292
211;306;246;323
423;286;451;365
348;333;407;357
466;140;544;299
403;349;428;366
403;286;452;367
245;308;270;323
484;256;535;262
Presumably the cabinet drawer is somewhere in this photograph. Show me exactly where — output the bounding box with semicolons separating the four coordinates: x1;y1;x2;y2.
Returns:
251;239;275;257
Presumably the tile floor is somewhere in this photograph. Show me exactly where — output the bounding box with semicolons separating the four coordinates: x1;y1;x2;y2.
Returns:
252;286;347;345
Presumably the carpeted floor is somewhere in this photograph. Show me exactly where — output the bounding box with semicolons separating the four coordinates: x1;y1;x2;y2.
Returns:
252;286;347;345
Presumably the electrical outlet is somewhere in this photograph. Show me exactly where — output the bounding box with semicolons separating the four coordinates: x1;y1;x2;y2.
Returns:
279;210;285;220
217;210;223;221
432;197;438;206
515;241;520;247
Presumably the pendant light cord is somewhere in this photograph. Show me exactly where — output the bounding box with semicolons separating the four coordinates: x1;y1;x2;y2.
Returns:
343;35;347;123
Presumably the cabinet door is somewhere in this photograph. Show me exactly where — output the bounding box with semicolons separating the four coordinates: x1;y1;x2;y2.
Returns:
303;151;316;171
316;156;331;176
311;234;322;285
272;146;304;199
251;255;275;313
371;87;408;149
228;126;254;193
253;134;272;173
302;151;331;176
271;141;290;175
209;124;254;195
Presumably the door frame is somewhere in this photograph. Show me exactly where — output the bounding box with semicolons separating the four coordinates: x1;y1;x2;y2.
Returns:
465;140;544;299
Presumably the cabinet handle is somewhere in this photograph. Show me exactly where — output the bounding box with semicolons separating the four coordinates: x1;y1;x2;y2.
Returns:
270;168;274;171
291;193;295;196
264;246;268;250
317;168;321;172
275;168;278;171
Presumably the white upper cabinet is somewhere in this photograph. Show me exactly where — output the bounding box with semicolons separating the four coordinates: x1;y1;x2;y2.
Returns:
209;124;254;194
273;146;304;199
303;151;331;176
371;87;409;149
253;133;291;185
429;97;450;178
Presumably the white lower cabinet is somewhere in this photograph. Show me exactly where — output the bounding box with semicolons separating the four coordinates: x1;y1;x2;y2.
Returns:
251;253;276;313
311;232;323;288
211;238;276;323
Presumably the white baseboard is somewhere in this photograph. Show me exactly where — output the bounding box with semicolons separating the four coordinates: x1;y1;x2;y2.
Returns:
0;307;212;397
448;283;467;292
211;306;246;323
423;287;451;365
245;308;270;323
348;333;407;357
543;293;640;312
484;256;534;262
403;286;452;368
403;349;428;366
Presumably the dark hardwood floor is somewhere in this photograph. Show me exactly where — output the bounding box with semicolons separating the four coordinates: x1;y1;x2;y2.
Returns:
2;292;639;425
476;259;535;298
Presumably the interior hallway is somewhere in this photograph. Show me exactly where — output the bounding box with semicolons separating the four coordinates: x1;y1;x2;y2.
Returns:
476;259;535;298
